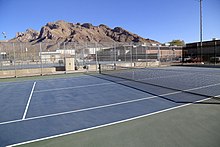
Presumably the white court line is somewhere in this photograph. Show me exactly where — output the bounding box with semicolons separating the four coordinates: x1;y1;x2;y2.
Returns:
183;83;220;91
0;91;177;125
22;82;36;120
0;81;34;87
6;97;211;147
35;75;220;95
0;74;89;87
34;82;114;93
1;82;220;125
0;81;219;125
1;79;219;127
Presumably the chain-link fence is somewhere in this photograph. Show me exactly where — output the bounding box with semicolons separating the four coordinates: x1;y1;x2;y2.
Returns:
96;43;182;65
0;42;182;78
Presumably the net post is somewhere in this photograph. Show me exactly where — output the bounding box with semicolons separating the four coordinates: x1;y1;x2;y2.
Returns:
114;63;116;70
98;64;101;74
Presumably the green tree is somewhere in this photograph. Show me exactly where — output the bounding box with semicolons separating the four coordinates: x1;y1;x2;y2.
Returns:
169;40;185;46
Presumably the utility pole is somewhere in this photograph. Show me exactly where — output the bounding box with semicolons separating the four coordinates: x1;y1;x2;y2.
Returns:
200;0;203;62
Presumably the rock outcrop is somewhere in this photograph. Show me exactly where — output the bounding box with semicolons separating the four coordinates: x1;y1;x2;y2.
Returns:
10;20;160;46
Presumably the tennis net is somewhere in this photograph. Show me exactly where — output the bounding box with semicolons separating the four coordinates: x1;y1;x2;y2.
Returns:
98;64;220;103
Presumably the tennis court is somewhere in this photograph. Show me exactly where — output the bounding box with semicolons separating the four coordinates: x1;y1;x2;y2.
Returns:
0;66;220;147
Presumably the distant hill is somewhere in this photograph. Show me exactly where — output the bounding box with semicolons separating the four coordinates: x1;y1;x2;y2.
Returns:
9;20;160;45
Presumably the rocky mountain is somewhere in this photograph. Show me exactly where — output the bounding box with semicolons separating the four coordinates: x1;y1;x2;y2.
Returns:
10;20;160;46
12;29;39;42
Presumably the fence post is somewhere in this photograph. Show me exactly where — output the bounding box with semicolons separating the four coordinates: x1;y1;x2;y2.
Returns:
197;42;199;64
135;45;137;62
40;43;43;76
82;43;85;66
157;45;160;61
124;45;126;62
13;43;17;77
74;43;77;70
95;42;98;72
145;46;148;67
130;44;133;67
214;40;216;65
64;42;66;74
20;43;23;69
114;42;116;64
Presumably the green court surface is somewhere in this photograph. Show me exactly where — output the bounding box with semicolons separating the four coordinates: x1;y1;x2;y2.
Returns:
16;99;220;147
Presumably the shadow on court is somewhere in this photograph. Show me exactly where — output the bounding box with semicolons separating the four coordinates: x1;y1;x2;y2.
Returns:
88;73;220;105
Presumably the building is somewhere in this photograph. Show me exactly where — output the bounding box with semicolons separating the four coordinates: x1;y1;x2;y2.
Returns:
40;51;61;63
96;44;182;62
0;52;7;60
182;39;220;63
56;49;75;55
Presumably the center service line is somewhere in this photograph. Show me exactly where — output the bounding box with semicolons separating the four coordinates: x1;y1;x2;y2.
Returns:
22;81;36;120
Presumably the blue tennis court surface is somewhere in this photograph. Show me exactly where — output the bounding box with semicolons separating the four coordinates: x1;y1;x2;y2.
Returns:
0;67;220;147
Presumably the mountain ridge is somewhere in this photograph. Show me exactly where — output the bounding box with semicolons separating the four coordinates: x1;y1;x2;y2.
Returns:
9;20;160;45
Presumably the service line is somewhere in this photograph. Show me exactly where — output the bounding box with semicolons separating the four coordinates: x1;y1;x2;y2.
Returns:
22;81;36;120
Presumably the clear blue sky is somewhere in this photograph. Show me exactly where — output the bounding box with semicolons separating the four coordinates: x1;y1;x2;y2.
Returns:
0;0;219;43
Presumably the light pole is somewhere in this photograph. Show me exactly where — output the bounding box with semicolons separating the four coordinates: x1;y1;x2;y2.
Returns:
199;0;203;62
2;32;6;39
